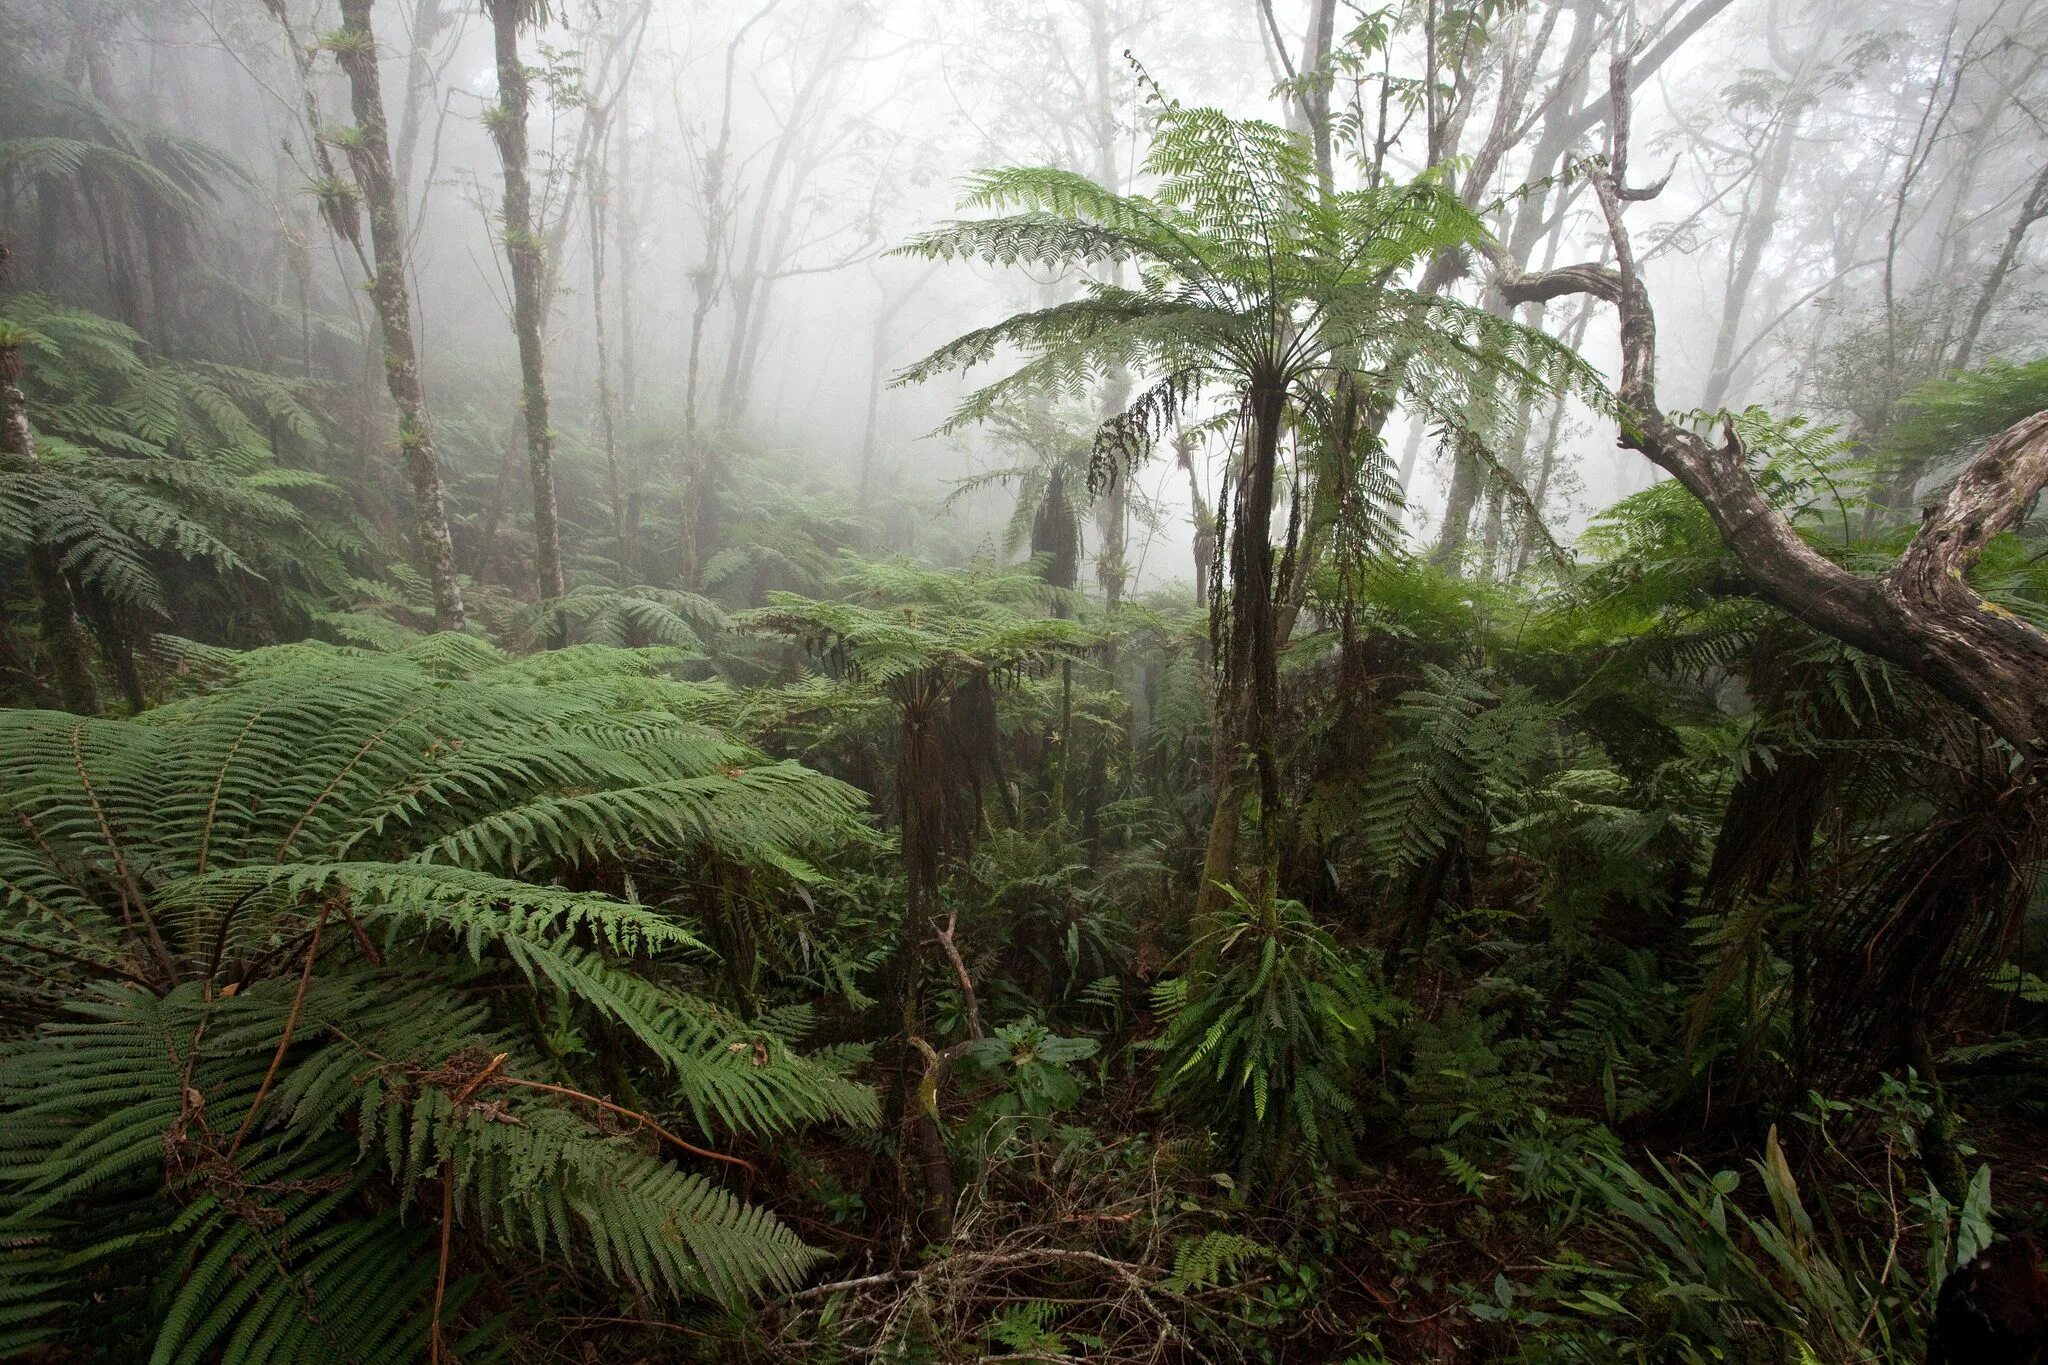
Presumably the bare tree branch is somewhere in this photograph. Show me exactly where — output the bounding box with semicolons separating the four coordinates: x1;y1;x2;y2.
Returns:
1492;42;2048;759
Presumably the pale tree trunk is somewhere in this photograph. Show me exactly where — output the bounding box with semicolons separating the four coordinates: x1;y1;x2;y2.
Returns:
1950;161;2048;373
486;0;566;605
335;0;467;632
584;109;629;580
715;38;848;425
1302;0;1338;193
1430;433;1485;567
1395;419;1426;497
1478;470;1507;579
1175;432;1214;607
1513;293;1596;577
1700;101;1802;410
857;307;887;512
613;83;639;420
391;0;448;224
1504;53;2048;760
1089;0;1130;610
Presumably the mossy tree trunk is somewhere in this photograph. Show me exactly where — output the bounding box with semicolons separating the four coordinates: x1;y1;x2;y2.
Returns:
334;0;467;633
485;0;566;609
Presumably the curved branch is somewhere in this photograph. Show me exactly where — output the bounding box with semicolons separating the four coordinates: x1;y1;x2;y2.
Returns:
1496;43;2048;759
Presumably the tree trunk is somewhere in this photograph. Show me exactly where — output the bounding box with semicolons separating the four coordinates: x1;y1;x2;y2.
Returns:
390;0;447;225
583;111;629;581
1175;432;1214;607
1195;381;1285;923
335;0;467;633
485;0;566;607
857;306;887;510
1430;433;1484;567
1302;0;1339;193
1088;8;1130;611
1700;102;1802;410
613;84;639;420
1949;161;2048;374
1503;56;2048;761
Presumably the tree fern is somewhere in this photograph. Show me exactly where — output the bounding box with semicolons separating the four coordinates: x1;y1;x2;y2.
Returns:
1360;663;1558;877
0;293;353;703
0;638;877;1355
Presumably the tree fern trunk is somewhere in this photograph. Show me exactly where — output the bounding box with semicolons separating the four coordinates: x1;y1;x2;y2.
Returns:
1197;380;1286;924
336;0;468;633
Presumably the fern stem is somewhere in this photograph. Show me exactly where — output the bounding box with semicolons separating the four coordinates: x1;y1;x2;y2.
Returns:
225;901;329;1160
494;1076;757;1174
431;1156;453;1365
69;720;177;983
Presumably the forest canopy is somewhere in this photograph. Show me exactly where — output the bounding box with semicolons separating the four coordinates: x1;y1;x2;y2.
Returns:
0;0;2045;1361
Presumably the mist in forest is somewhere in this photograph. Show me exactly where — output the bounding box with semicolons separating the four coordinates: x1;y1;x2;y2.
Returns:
12;0;2041;595
7;2;2048;1360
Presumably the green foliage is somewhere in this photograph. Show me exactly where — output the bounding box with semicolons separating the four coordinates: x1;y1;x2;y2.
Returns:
1360;663;1558;876
1504;1120;1975;1363
959;1021;1100;1142
1153;890;1399;1176
1875;356;2048;493
5;20;2047;1359
897;100;1597;490
0;293;352;689
0;637;876;1355
0;57;244;248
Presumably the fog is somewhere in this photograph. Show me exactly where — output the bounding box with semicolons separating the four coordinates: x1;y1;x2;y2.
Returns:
10;6;2048;1353
8;0;2046;596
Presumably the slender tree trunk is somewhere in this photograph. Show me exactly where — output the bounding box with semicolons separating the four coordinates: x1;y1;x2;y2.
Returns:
857;308;887;510
391;0;447;218
1700;104;1802;410
485;0;566;606
1088;0;1131;611
1;339;100;715
1950;161;2048;374
584;111;629;580
1394;417;1427;497
613;85;639;420
1302;0;1339;193
335;0;467;632
1430;433;1484;567
1175;432;1214;607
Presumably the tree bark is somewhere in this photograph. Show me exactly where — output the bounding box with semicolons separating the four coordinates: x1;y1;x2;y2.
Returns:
613;83;639;420
1430;432;1484;567
335;0;468;632
1175;432;1214;607
391;0;448;225
1089;0;1130;611
1501;53;2048;761
485;0;567;607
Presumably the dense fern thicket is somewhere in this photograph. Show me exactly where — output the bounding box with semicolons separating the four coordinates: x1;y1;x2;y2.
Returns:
3;6;2048;1363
